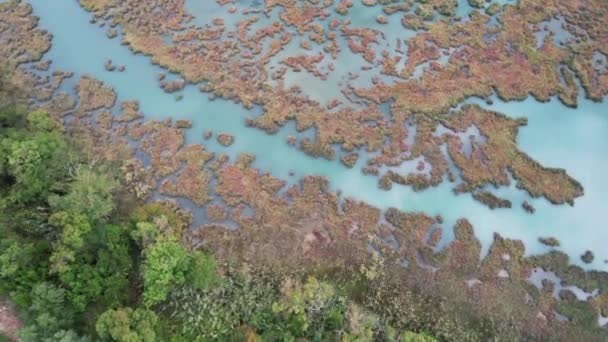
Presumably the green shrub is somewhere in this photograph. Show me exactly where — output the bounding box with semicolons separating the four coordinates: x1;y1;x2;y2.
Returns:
187;251;220;290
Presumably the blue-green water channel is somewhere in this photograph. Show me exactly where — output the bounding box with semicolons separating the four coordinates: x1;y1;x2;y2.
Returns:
27;0;608;269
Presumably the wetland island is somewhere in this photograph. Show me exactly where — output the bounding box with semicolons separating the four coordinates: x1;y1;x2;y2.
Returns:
1;0;608;340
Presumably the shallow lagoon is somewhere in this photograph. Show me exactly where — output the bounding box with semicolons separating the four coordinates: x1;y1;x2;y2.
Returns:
29;0;608;269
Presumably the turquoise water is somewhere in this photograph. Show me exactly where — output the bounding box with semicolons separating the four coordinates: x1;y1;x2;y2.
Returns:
27;0;608;269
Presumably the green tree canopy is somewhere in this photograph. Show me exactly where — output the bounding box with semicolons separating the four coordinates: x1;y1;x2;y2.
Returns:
48;211;92;274
49;166;118;223
18;282;75;341
1;111;70;205
141;239;191;307
96;308;159;342
187;251;220;290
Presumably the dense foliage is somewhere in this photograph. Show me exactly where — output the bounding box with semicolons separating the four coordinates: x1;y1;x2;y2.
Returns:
0;95;438;340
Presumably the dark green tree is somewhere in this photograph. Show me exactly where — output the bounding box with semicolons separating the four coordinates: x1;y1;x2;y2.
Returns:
17;282;76;341
1;110;69;205
55;223;134;311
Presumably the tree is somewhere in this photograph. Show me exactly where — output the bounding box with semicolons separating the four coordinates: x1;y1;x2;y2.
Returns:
129;202;189;244
0;238;49;307
48;211;92;274
187;251;220;290
141;240;191;307
18;283;75;341
271;276;345;337
130;221;159;249
342;303;378;342
49;167;117;223
5;133;68;203
56;224;133;311
49;330;90;342
96;308;159;342
400;331;438;342
2;110;69;205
